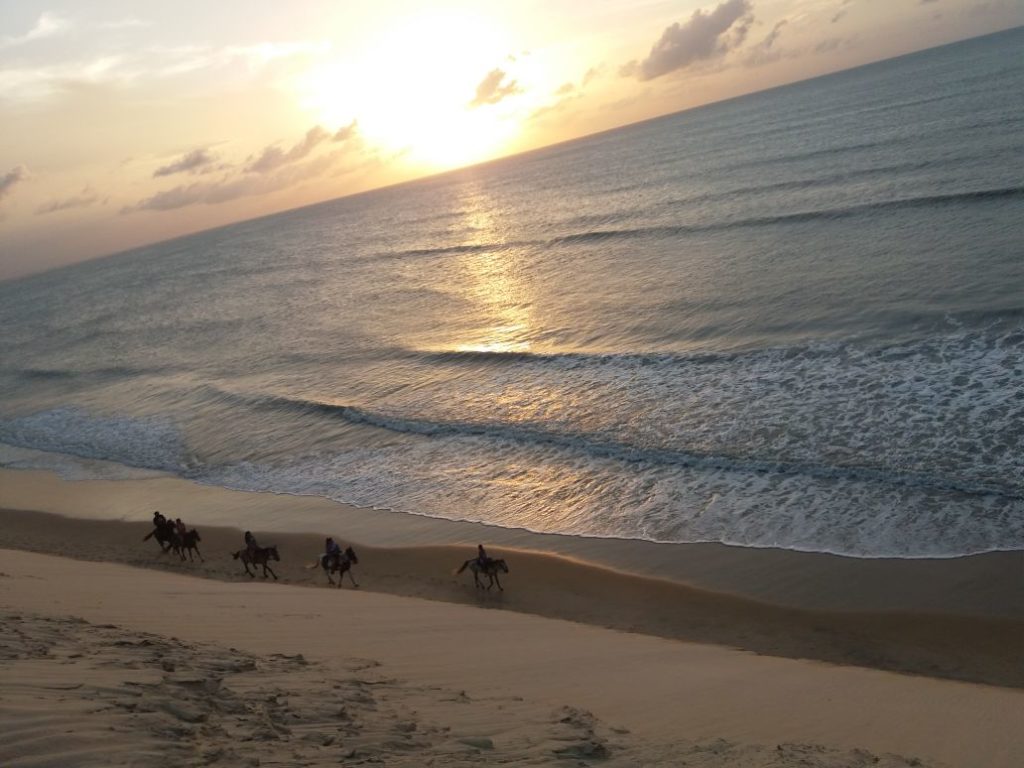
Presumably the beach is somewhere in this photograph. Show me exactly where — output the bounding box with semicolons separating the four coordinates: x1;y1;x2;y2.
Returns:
2;24;1022;768
2;468;1023;766
3;548;1023;767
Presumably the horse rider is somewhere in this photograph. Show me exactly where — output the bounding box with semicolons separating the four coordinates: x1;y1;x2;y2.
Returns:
153;510;166;529
324;536;342;565
244;530;259;556
175;518;187;537
477;544;490;569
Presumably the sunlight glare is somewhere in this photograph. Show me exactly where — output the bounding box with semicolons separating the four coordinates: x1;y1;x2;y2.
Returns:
300;11;520;170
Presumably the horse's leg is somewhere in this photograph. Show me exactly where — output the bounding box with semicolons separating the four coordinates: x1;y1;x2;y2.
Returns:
345;567;359;588
265;563;278;580
244;560;255;578
473;569;483;589
493;572;503;592
197;547;204;563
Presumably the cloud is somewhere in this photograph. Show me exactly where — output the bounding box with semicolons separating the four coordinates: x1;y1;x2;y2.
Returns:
124;125;364;214
814;36;851;54
744;20;788;66
622;0;754;81
154;148;221;178
246;126;330;173
582;66;603;87
0;165;30;203
832;0;855;22
469;68;521;107
555;82;575;95
35;186;102;215
1;12;70;48
123;151;345;213
98;17;152;30
332;121;358;142
0;39;329;104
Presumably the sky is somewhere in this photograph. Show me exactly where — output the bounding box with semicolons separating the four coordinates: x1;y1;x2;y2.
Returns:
1;0;1020;279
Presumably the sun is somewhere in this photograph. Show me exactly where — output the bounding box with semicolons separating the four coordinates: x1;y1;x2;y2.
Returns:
299;12;521;170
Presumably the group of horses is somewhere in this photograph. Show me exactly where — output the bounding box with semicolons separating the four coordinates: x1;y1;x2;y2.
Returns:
142;519;204;562
144;519;510;591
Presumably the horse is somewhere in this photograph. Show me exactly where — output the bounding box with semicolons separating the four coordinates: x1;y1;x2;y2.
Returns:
320;546;359;588
233;545;280;579
180;529;203;562
142;522;185;561
455;557;509;591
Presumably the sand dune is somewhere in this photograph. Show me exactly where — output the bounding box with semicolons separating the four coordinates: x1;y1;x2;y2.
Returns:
3;550;1024;767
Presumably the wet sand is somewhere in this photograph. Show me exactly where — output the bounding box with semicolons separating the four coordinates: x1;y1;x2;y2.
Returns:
1;503;1021;689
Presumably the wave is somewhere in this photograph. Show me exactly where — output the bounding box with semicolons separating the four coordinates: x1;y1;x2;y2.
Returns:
550;186;1024;246
9;365;178;382
0;407;188;473
198;388;1022;503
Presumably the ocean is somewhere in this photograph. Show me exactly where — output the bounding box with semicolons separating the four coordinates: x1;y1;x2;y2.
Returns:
2;28;1022;558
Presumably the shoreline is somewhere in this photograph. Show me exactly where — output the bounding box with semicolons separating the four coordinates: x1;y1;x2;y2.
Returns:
2;504;1022;689
1;465;1021;619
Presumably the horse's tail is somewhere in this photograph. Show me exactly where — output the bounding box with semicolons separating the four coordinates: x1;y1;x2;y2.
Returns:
232;550;240;560
142;530;154;541
454;559;471;575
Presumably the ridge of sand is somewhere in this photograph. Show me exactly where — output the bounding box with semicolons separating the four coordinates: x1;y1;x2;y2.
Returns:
2;507;1022;690
4;550;1023;767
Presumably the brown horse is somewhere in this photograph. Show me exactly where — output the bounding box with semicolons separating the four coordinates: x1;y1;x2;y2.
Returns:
320;546;359;588
455;558;509;591
233;545;280;579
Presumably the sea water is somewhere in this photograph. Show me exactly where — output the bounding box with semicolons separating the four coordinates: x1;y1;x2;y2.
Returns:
2;28;1022;557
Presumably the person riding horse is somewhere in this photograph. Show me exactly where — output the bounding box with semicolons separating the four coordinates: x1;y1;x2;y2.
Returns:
324;537;342;566
477;544;490;569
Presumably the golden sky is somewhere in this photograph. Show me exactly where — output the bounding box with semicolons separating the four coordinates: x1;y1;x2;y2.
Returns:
0;0;1019;278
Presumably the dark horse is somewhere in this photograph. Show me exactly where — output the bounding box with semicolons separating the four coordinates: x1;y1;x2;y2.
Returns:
320;546;359;588
142;521;185;561
233;545;280;579
455;558;509;591
180;529;203;562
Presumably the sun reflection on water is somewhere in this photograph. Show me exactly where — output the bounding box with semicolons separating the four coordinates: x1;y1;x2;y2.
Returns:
450;193;535;355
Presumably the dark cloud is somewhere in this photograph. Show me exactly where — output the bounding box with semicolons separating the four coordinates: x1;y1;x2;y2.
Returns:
153;148;219;177
622;0;754;81
469;68;521;107
246;125;330;174
0;165;29;202
35;186;102;215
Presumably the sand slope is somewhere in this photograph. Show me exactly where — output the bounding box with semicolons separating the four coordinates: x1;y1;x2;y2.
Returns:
3;550;1023;767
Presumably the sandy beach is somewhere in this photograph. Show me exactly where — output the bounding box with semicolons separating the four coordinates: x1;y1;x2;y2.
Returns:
3;548;1023;768
1;466;1022;766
